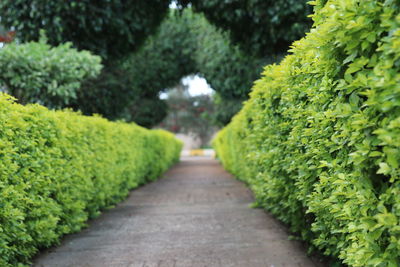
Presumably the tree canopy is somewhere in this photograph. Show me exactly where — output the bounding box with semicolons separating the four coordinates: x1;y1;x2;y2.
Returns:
0;0;170;59
178;0;312;57
121;9;266;126
0;1;313;127
68;9;264;126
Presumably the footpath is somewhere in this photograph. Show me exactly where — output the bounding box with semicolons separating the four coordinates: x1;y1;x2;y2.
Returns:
34;157;323;267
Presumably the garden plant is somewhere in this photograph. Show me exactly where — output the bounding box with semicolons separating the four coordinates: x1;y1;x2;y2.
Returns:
0;94;182;266
214;0;400;265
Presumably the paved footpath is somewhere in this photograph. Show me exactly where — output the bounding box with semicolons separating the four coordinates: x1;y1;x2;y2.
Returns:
34;157;324;267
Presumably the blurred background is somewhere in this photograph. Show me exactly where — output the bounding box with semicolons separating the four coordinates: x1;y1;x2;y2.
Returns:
0;0;312;150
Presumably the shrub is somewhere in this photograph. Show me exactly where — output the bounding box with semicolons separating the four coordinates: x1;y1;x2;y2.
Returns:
0;94;182;266
214;0;400;266
0;37;102;109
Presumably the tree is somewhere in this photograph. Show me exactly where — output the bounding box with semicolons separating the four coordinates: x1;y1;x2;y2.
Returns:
0;0;171;59
211;96;244;126
69;9;198;127
0;2;313;127
127;98;168;128
122;9;267;126
178;0;312;57
115;9;269;126
122;9;198;103
69;63;132;121
191;12;265;99
0;0;172;127
189;11;268;125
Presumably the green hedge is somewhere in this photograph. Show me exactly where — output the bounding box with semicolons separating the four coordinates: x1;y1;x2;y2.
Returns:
0;94;182;266
214;0;400;266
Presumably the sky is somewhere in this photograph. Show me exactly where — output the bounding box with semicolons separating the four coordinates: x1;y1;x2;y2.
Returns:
184;75;213;96
160;75;214;99
169;2;178;8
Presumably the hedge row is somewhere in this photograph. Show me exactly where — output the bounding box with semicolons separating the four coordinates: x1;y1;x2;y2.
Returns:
0;94;182;266
214;0;400;266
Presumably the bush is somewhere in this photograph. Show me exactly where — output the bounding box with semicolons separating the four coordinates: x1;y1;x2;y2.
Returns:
0;38;102;109
0;94;182;266
214;0;400;266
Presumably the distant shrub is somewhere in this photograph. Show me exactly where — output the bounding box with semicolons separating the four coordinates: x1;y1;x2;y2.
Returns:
214;0;400;266
0;94;182;266
0;37;102;109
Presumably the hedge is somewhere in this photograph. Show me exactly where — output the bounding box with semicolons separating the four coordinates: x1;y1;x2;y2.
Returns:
214;0;400;266
0;94;182;266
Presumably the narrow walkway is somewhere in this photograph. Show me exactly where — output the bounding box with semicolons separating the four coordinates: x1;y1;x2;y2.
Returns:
34;157;322;267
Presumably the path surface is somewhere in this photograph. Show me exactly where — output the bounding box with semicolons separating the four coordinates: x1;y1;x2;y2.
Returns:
34;157;322;267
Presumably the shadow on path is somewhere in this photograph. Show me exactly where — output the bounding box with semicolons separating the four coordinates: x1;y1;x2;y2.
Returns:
34;157;324;267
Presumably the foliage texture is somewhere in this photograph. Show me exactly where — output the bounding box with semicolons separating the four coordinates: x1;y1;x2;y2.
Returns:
178;0;312;56
0;0;170;59
190;12;265;100
119;10;198;127
214;0;400;266
0;1;313;127
101;9;265;126
0;94;182;266
0;38;102;109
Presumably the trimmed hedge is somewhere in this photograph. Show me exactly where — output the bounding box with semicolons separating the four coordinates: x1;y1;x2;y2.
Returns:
0;94;182;266
214;0;400;266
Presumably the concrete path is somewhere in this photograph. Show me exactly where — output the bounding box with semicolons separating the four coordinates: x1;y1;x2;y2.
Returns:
34;157;323;267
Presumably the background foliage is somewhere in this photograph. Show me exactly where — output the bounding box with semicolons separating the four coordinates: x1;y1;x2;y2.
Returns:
0;36;102;109
82;9;266;127
42;9;196;127
159;82;217;146
210;96;244;126
214;0;400;265
178;0;312;57
0;94;182;266
119;10;197;127
0;1;313;127
0;0;171;59
70;63;133;121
